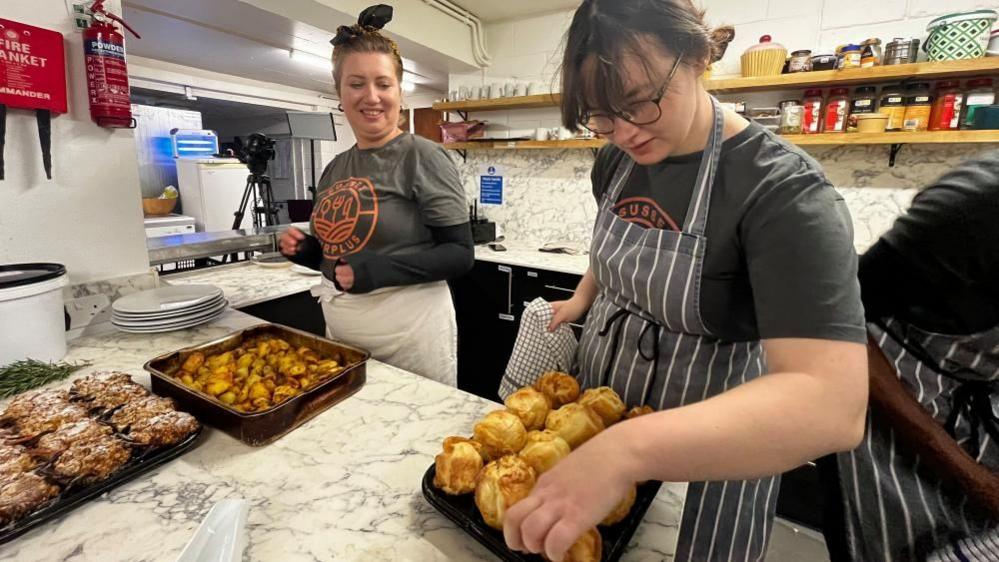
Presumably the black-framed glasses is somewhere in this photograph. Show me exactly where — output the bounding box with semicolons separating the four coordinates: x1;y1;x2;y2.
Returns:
580;52;685;135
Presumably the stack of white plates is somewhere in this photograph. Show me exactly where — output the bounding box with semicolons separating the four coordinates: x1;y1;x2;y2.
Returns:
112;285;227;333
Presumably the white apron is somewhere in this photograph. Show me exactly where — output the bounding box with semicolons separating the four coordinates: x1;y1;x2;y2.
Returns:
312;277;458;387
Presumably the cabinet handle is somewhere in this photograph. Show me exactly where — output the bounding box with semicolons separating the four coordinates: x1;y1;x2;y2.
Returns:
544;284;576;294
499;313;515;322
501;266;513;315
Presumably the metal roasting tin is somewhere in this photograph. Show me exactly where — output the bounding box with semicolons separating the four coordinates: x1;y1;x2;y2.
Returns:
144;323;369;446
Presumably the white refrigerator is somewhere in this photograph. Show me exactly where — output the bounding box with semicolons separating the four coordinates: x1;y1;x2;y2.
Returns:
175;158;253;232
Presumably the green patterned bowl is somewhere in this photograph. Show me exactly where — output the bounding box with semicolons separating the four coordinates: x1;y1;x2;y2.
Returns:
925;9;998;61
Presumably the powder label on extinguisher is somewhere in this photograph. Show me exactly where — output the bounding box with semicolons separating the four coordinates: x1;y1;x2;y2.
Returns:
0;18;67;113
84;35;129;109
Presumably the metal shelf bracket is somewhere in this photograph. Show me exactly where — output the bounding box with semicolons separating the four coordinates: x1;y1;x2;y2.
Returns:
889;143;904;167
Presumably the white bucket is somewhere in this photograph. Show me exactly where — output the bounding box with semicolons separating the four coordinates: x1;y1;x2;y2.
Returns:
0;264;69;366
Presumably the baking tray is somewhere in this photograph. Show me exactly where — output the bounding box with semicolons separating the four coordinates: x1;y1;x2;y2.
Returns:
144;323;369;446
0;426;203;545
422;465;662;561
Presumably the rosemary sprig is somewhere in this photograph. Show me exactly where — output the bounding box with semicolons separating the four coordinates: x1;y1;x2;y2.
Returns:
0;359;93;399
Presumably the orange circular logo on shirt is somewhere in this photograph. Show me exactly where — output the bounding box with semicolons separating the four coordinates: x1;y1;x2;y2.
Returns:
313;177;379;260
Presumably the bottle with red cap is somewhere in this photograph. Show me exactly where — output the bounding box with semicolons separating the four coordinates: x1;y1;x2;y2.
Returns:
802;89;824;134
823;88;850;133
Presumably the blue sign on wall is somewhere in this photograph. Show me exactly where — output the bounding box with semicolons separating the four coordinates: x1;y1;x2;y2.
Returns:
480;166;503;205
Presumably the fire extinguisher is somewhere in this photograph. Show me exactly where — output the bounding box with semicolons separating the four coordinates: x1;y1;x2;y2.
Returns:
84;0;140;128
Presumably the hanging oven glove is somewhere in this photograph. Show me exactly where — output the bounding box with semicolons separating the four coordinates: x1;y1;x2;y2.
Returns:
36;109;52;180
0;104;6;180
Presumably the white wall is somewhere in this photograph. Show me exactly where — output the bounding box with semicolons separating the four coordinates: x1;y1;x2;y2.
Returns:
0;0;150;284
703;0;998;77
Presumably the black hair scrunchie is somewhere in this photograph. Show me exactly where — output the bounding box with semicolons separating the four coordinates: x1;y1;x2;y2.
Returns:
330;4;393;46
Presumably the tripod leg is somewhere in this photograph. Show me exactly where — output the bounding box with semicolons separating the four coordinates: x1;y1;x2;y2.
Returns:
232;175;254;231
262;177;279;226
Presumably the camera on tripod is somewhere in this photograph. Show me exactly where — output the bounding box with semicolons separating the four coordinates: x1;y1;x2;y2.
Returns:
231;132;279;232
235;132;276;176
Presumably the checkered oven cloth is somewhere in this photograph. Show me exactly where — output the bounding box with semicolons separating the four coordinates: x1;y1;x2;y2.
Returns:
498;298;578;400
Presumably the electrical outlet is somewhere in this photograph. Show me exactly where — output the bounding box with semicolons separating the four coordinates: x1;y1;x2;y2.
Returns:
65;294;111;330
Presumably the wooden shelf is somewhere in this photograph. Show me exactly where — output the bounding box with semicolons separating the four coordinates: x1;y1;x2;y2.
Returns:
444;139;604;150
781;130;999;145
434;93;562;112
433;59;999;114
705;58;999;93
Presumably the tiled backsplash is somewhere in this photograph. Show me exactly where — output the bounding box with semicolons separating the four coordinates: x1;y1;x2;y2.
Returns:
453;144;997;251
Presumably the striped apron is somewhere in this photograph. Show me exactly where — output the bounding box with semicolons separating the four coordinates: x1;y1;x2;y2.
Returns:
838;318;999;561
576;98;778;562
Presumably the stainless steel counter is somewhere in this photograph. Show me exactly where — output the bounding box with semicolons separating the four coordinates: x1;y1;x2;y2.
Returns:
146;223;309;266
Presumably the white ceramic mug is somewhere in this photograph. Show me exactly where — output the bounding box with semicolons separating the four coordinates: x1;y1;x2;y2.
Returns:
527;82;543;96
489;84;502;99
468;86;480;100
514;83;527;97
558;127;574;140
504;83;516;97
458;86;470;100
449;90;459;102
534;127;548;141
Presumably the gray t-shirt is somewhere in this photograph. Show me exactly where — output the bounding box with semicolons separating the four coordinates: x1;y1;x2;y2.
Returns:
311;132;468;279
593;122;866;343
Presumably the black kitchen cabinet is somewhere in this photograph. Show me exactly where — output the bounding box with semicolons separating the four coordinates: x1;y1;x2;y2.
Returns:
451;261;520;400
236;292;326;336
514;266;587;338
451;259;583;401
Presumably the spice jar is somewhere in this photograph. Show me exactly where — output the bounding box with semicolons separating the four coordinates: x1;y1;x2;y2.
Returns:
902;82;933;132
928;81;964;131
838;45;862;69
961;78;996;129
847;86;878;132
860;38;883;67
779;100;804;134
802;89;825;134
879;84;907;131
823;88;850;132
789;50;813;72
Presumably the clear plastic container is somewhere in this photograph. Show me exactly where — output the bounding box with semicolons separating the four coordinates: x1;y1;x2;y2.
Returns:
823;88;850;133
879;84;907;131
961;78;996;130
802;89;824;134
847;86;878;132
902;82;933;132
929;80;964;131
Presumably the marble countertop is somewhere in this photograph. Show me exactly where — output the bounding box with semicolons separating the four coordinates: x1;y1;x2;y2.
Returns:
162;262;322;309
474;244;589;276
1;311;686;562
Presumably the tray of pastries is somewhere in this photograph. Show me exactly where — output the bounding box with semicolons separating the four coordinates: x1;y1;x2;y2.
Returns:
423;372;661;562
0;372;201;544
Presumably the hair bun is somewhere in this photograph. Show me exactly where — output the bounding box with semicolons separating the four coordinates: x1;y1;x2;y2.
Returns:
358;4;393;30
331;24;362;46
709;25;735;63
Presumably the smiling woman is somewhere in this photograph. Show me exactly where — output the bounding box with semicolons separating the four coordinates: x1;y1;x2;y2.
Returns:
278;5;473;386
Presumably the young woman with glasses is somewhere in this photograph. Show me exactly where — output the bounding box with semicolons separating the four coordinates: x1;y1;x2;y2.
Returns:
501;1;870;560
